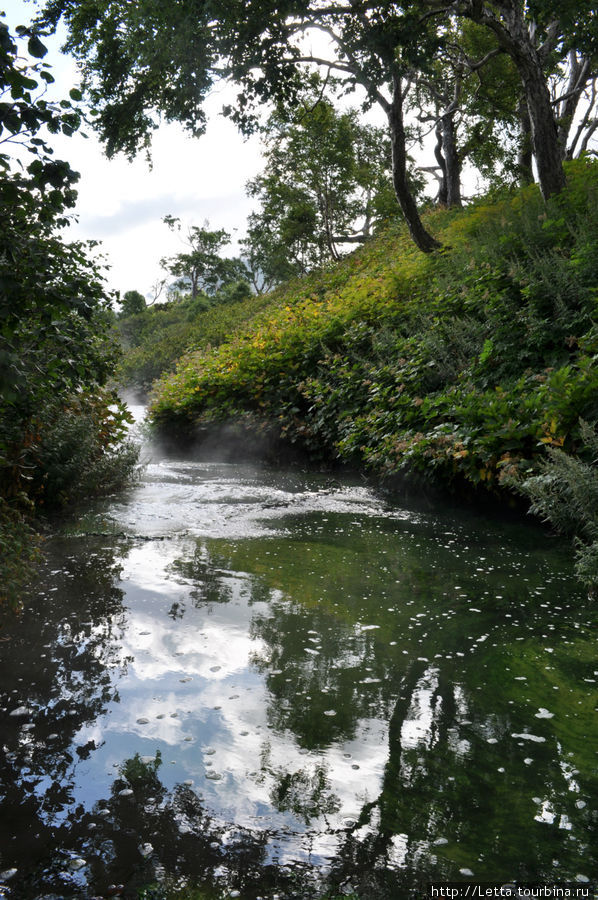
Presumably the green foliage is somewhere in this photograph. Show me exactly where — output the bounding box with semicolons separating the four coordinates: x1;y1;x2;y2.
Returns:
117;291;279;395
516;420;598;589
0;16;138;608
148;159;598;525
161;217;247;299
119;289;146;317
0;497;40;611
242;80;396;285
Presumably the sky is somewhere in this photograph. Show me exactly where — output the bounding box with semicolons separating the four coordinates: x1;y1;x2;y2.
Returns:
3;0;265;300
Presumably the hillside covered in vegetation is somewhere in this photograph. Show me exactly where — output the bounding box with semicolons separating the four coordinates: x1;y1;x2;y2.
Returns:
132;160;598;583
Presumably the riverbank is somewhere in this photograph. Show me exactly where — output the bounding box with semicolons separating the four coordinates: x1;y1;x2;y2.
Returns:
133;160;598;583
148;160;598;491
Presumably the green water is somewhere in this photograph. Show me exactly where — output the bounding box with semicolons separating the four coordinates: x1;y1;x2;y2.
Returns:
0;424;596;899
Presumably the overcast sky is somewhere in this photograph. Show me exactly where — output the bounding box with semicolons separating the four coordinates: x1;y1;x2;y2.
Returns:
3;0;265;299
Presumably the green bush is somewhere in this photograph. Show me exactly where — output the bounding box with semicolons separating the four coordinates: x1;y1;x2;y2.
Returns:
116;292;278;395
0;497;40;611
516;420;598;589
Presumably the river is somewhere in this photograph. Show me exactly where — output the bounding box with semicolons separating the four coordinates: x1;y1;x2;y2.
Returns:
0;408;596;899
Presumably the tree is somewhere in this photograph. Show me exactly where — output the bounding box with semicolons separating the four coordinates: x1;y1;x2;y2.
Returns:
446;0;598;199
160;217;247;300
39;0;442;252
0;14;135;511
119;289;146;317
413;20;524;204
241;81;397;281
40;0;598;252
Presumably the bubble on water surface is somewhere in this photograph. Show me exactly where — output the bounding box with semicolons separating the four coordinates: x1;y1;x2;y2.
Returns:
535;708;554;719
119;788;134;797
139;843;153;858
323;710;337;716
0;869;17;882
459;868;474;876
512;733;546;742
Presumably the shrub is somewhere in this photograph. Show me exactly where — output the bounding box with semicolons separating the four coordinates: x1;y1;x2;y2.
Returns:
516;420;598;589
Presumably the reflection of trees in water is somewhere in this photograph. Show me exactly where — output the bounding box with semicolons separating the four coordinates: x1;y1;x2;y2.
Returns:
0;538;132;897
249;599;404;748
168;537;598;888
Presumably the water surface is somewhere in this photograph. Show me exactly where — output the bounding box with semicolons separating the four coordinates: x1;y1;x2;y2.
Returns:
0;414;597;898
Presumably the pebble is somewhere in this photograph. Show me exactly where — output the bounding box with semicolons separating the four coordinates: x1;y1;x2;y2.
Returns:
136;718;150;725
118;788;134;797
139;843;153;858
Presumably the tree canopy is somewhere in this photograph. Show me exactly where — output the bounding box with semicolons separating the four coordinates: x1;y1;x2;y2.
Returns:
39;1;598;252
242;80;397;286
160;217;248;300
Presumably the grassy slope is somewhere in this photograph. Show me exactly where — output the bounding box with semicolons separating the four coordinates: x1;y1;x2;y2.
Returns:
148;159;598;497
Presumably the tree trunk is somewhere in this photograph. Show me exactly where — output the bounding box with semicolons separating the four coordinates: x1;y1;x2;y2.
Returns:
464;3;566;199
518;49;567;199
517;97;534;185
434;122;448;206
388;73;441;253
441;110;462;208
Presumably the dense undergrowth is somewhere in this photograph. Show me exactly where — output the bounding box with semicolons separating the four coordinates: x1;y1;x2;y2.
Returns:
139;158;598;584
117;292;281;396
